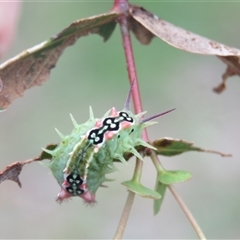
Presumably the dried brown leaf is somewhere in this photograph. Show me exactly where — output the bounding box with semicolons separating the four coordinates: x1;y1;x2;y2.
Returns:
213;56;240;93
128;13;154;45
0;144;55;187
0;11;118;110
0;162;23;187
129;5;240;93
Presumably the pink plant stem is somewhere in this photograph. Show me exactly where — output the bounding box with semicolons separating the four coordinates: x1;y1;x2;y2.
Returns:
113;191;135;240
113;1;149;239
118;14;149;142
118;16;142;114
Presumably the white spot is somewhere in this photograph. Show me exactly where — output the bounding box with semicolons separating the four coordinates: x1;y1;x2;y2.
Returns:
95;137;100;142
91;132;96;138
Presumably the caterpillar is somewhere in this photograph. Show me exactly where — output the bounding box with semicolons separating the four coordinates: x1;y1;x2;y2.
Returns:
43;82;174;203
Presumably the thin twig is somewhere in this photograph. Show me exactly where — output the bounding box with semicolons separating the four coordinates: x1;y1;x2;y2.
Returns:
113;0;146;238
113;191;135;240
168;185;207;240
118;17;142;115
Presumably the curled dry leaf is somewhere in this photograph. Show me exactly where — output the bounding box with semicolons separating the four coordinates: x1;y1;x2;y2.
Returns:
0;162;23;187
152;137;231;157
129;5;240;93
0;11;119;109
214;56;240;93
128;13;155;45
0;144;56;187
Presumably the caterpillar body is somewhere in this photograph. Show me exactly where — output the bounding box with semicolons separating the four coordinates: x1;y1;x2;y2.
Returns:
43;83;174;203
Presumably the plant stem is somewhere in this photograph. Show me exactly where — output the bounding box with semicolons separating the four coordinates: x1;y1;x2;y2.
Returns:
118;11;149;144
132;158;143;183
168;185;207;240
150;150;165;173
118;16;142;115
113;191;135;240
114;2;149;238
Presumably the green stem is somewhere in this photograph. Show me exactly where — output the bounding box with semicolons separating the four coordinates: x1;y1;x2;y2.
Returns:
150;150;165;173
132;158;143;183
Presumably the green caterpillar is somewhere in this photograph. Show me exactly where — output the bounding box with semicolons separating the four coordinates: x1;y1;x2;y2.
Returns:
43;83;173;203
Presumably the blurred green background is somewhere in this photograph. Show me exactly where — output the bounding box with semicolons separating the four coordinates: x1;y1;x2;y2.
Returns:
1;1;240;239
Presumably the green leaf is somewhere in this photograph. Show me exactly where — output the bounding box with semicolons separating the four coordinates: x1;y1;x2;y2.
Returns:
0;11;119;109
158;170;192;184
153;181;167;215
152;137;231;157
122;180;161;200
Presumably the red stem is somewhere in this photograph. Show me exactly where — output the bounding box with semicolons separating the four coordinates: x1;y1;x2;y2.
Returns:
118;10;149;142
118;16;142;114
112;0;129;13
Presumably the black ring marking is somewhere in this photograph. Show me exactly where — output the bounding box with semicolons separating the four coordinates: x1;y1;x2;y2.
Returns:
87;111;134;145
103;117;120;131
66;173;84;196
119;112;134;123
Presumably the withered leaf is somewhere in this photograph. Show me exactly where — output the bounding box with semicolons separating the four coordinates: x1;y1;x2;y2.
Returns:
0;144;55;187
129;5;240;93
128;13;155;45
214;56;240;93
0;11;119;110
0;162;23;187
152;137;231;157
